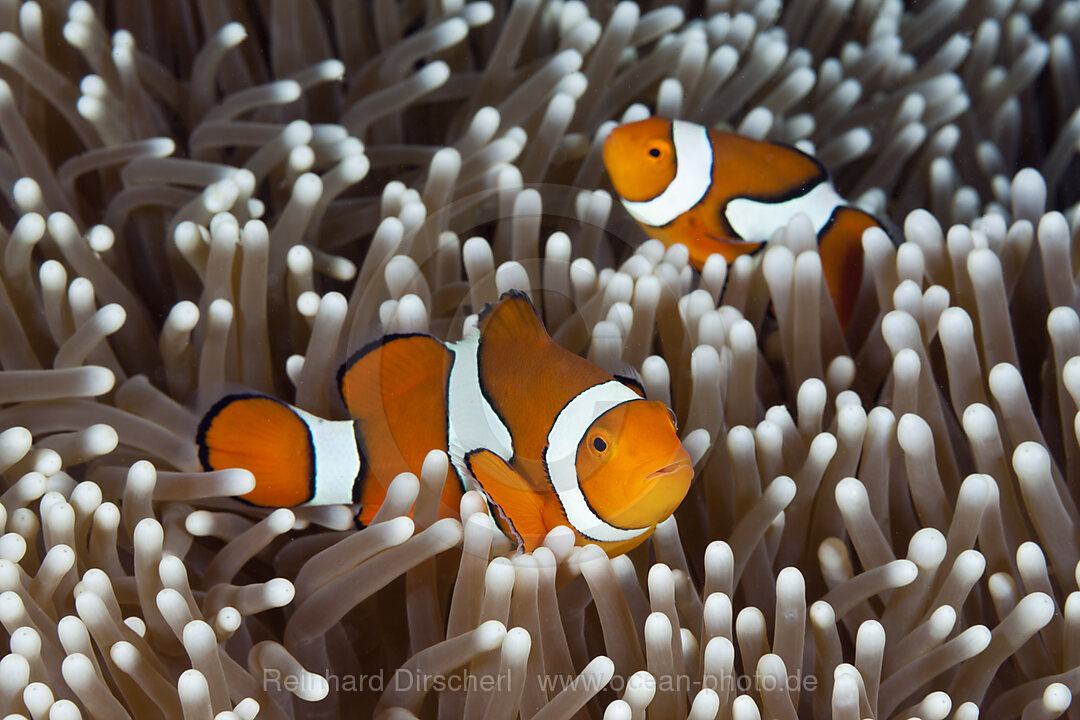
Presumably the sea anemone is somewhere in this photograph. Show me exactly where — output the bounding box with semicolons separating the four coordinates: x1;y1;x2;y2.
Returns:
0;0;1078;718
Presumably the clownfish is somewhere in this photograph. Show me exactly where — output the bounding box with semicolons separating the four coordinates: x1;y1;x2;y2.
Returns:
603;117;885;331
196;291;694;555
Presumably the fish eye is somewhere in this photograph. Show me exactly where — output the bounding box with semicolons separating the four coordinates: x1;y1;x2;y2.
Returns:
666;407;678;430
592;436;608;452
645;140;669;159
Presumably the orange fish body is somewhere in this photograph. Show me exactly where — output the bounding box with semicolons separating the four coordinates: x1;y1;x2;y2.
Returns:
197;291;694;555
603;117;884;331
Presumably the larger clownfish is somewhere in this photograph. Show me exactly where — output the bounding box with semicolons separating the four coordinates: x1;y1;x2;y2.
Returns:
196;291;694;555
603;117;885;331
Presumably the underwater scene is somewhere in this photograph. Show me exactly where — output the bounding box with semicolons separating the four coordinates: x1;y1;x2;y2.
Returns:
0;0;1078;718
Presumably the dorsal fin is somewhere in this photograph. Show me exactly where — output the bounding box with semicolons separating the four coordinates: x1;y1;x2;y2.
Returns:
337;333;452;421
477;290;548;345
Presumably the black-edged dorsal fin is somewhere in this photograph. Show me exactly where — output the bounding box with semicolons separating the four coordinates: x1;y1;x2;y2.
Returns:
477;290;548;345
337;333;452;423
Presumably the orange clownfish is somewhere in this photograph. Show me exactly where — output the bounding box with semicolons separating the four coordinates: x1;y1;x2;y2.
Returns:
196;291;694;555
603;117;885;331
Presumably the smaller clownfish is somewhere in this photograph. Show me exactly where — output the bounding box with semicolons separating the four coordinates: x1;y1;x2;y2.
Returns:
196;291;694;556
603;117;885;331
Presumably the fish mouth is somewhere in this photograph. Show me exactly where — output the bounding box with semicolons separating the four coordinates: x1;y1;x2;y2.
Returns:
645;458;693;481
592;454;694;530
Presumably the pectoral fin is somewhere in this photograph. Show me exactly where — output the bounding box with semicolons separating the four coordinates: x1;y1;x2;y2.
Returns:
466;449;548;551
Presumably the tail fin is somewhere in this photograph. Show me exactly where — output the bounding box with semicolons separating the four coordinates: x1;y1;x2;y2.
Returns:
197;394;316;507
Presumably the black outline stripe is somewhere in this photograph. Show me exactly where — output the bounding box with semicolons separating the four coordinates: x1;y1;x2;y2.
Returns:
816;204;887;245
816;204;843;246
350;421;370;506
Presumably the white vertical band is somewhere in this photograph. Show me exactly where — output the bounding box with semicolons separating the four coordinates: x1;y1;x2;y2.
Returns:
619;120;714;228
544;381;649;542
447;334;514;485
294;406;362;506
724;180;844;241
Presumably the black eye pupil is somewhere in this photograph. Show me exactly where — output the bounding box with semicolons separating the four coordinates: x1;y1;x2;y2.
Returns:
648;148;661;157
593;437;607;452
